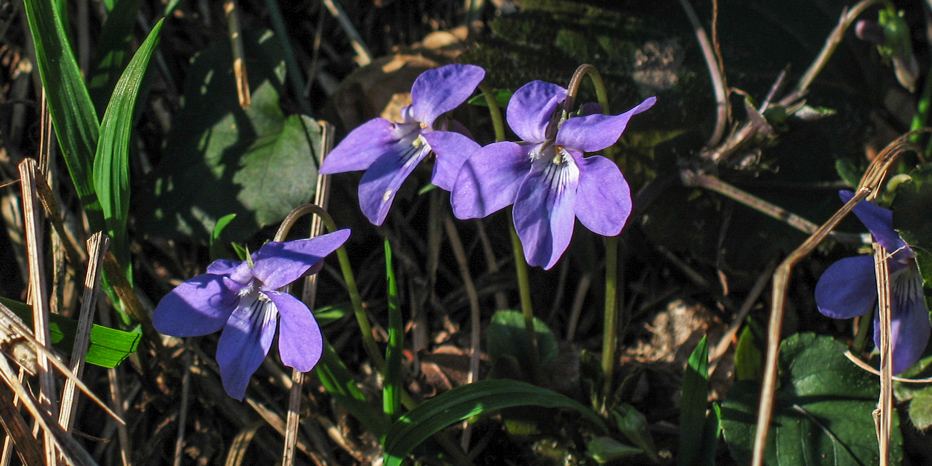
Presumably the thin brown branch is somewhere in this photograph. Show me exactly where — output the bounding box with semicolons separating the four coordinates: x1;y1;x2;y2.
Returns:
752;132;919;466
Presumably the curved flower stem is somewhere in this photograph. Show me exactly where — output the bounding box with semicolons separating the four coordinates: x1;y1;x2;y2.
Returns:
509;211;542;385
564;64;609;115
566;64;623;402
276;203;386;371
478;81;505;143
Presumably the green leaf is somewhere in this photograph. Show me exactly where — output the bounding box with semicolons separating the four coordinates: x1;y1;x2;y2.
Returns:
893;164;932;253
468;89;512;108
587;436;643;463
721;333;903;465
909;389;932;430
834;158;862;188
312;304;348;325
315;341;388;439
734;322;765;383
612;404;658;463
383;239;403;421
22;0;103;230
87;0;144;117
383;379;606;466
93;18;164;280
139;30;320;243
679;335;709;466
209;214;238;261
0;297;139;368
487;310;558;381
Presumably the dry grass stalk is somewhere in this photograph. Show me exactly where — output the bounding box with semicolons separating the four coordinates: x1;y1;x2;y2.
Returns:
873;243;892;466
224;0;251;109
19;158;59;463
282;122;335;466
59;233;109;433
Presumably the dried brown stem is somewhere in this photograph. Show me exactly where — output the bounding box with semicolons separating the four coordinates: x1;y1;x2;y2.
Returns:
752;132;919;466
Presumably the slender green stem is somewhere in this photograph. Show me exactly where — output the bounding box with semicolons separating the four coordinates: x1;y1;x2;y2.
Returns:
276;204;385;370
508;212;542;385
852;305;875;355
909;56;932;158
485;77;539;384
478;81;505;143
601;237;619;403
383;239;402;421
334;242;386;371
566;64;621;402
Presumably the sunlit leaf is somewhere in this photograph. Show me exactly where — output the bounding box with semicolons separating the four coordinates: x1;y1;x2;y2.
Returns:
139;30;320;243
0;297;140;368
22;0;103;230
94;18;164;279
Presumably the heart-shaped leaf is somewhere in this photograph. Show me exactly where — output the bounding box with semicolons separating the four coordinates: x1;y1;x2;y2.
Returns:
721;333;902;465
138;30;320;243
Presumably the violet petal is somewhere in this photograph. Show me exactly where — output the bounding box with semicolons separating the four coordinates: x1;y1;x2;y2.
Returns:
206;259;241;275
152;274;238;337
252;229;351;289
410;64;485;126
814;255;877;319
839;190;909;255
423;131;480;191
452;141;530;219
506;81;567;144
556;97;656;152
876;266;929;374
572;152;632;236
319;118;397;174
268;291;323;372
358;141;432;225
215;294;278;400
513;155;579;269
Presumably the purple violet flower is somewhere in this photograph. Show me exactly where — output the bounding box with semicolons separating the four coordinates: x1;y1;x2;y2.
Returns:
319;64;485;226
444;80;655;269
814;190;929;374
153;229;351;399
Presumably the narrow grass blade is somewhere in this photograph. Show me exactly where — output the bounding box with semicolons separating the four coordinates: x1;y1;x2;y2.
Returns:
383;239;403;421
22;0;103;228
87;0;144;116
209;213;238;261
679;335;710;466
93;18;164;278
383;379;606;466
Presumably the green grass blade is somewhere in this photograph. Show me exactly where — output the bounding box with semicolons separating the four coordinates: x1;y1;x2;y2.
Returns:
383;379;606;466
93;18;164;278
22;0;103;229
0;297;140;368
209;213;238;261
88;0;145;117
678;335;709;466
316;341;389;439
383;239;403;421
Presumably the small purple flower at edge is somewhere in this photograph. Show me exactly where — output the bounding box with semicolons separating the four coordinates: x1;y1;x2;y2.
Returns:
814;190;929;374
153;229;351;399
319;64;486;226
437;80;655;269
